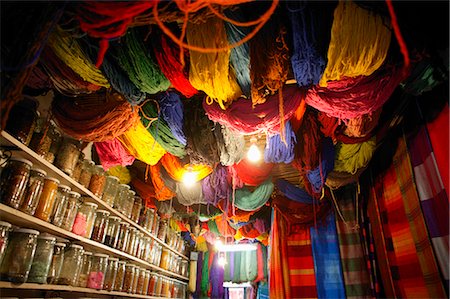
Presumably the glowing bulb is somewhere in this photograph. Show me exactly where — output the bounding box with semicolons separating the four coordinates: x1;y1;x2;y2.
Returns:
182;167;196;186
218;253;227;267
247;143;261;163
215;238;223;250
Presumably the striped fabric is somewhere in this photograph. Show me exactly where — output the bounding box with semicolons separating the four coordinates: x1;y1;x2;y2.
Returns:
408;126;449;294
333;186;372;298
287;228;318;299
310;211;346;299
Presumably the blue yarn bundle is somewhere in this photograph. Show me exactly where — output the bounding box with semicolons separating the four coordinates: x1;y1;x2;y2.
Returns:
264;121;296;164
275;178;316;204
224;9;251;97
158;92;186;145
288;1;326;87
306;138;335;193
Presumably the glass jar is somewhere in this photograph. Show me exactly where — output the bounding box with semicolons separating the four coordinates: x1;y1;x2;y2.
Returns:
49;184;71;227
134;232;144;258
126;227;138;256
0;228;39;283
0;221;12;265
79;160;94;188
161;277;170;298
122;263;136;293
104;216;121;248
54;138;81;176
148;272;158;296
154;273;163;297
160;248;170;270
29;118;55;158
114;261;126;292
141;236;151;261
5;96;39;146
19;167;46;215
72;201;97;238
34;177;60;221
139;207;155;232
88;165;106;198
47;242;66;284
58;244;83;285
60;191;81;231
91;209;110;243
152;213;160;236
166;228;174;248
180;259;189;277
117;222;130;251
0;157;32;209
87;253;108;289
143;270;151;295
70;152;85;182
115;183;130;213
130;196;142;223
122;190;135;219
158;218;168;242
102;175;120;207
44;122;62;164
136;267;146;295
154;243;162;266
147;238;155;264
77;251;92;288
28;234;56;283
103;257;118;291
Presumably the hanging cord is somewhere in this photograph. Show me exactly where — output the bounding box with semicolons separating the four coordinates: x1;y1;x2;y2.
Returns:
330;188;349;227
329;185;360;230
385;0;410;74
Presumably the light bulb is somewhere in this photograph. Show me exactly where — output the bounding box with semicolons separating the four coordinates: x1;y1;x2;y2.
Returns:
218;253;227;267
182;167;196;186
215;238;223;250
247;143;261;162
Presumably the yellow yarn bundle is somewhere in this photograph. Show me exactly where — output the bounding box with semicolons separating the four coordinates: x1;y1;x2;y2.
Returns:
187;17;242;109
319;1;391;87
334;137;376;174
48;27;110;88
117;119;166;166
107;165;131;184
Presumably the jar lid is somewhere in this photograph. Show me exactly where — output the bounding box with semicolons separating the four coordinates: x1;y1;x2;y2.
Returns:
69;244;83;250
128;190;136;195
0;221;12;228
58;184;71;191
119;222;130;226
96;209;110;215
45;177;60;184
84;202;98;208
109;257;119;261
109;216;121;222
50;120;57;127
95;165;104;171
38;235;56;241
88;160;95;166
125;263;136;268
107;175;120;182
84;251;93;255
31;167;47;176
55;242;66;247
119;184;130;190
118;260;127;264
69;191;81;197
93;253;109;258
14;228;40;235
10;157;33;167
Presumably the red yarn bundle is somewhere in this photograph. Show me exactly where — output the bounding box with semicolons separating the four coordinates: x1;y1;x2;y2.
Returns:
293;109;323;171
94;138;135;170
231;158;274;186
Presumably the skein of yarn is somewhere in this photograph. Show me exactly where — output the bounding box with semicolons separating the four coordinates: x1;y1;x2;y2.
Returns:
95;138;135;170
334;137;376;174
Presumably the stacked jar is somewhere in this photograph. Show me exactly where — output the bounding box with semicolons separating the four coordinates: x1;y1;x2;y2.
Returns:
91;209;110;243
122;190;135;219
58;244;84;285
87;253;109;289
117;222;130;252
103;257;118;291
139;207;155;232
130;196;142;223
0;157;33;209
79;160;94;188
47;242;66;284
18;167;46;215
102;175;120;207
44;121;62;164
122;263;136;293
34;176;60;222
5;96;39;146
70;152;85;182
72;201;97;238
77;250;92;287
29;119;59;161
59;191;81;232
115;184;130;214
114;260;126;292
55;137;81;176
89;165;106;199
49;184;71;227
0;221;12;265
104;216;121;248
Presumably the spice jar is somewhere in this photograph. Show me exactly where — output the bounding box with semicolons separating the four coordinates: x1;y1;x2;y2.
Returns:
114;261;126;292
44;122;62;164
75;250;91;287
49;184;71;227
5;96;39;146
122;190;135;219
19;167;46;215
154;244;162;266
152;213;160;236
180;259;189;277
117;222;130;251
161;277;170;298
139;207;155;232
0;157;32;209
70;152;84;182
91;209;110;243
140;236;151;261
54;138;81;176
60;191;81;231
79;160;94;188
47;242;66;284
154;273;163;297
72;201;97;238
159;248;170;270
102;175;120;207
126;227;138;256
29;118;54;158
34;177;60;222
130;196;142;223
58;244;84;285
87;253;108;289
136;267;146;294
115;184;130;213
143;270;151;295
0;228;39;283
122;263;136;293
103;257;118;291
88;165;106;198
104;216;121;248
0;221;12;265
158;218;168;242
148;272;158;296
135;231;145;258
28;234;56;283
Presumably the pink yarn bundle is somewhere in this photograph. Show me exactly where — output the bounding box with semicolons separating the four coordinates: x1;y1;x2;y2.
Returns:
94;138;135;170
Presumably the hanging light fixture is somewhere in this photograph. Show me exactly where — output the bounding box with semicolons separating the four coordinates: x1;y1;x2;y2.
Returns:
218;251;227;267
182;166;196;186
247;136;261;163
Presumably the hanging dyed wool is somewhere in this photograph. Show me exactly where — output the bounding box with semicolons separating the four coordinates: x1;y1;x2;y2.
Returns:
100;53;146;106
293;109;323;171
158;92;187;146
203;85;304;136
231;159;274;187
26;65;52;91
275;179;315;204
326;168;366;190
287;1;334;87
176;181;207;206
307;66;405;120
249;11;289;106
317;111;341;140
224;8;251;97
334;137;376;175
319;1;392;87
114;28;170;94
201;165;230;206
234;180;273;211
52;91;138;142
264;121;296;164
153;30;198;98
401;58;447;96
47;27;110;88
184;99;222;166
306;138;335;193
94;138;135;170
343;108;382;138
218;126;245;166
139;100;186;158
149;163;176;201
131;176;156;203
107;165;131;184
160;153;212;183
187;17;242;109
117;119;166;166
76;1;156;67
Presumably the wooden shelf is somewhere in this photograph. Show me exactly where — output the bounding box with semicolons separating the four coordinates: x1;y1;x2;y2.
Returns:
0;204;188;282
0;130;189;261
0;281;176;299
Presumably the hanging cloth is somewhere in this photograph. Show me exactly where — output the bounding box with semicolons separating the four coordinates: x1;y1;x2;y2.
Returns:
231;159;274;187
234;180;273;211
160;153;212;182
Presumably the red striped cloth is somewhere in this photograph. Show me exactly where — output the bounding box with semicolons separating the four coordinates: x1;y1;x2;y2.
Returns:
287;228;318;299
